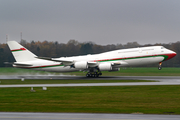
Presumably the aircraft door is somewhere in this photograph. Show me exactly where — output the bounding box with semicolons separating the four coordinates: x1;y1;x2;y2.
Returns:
139;48;142;53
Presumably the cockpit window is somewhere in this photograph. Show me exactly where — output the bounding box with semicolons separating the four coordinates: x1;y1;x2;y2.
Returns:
161;47;165;49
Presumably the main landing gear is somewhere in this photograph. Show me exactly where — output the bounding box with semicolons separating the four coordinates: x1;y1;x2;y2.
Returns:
158;62;162;70
86;68;102;78
86;72;102;78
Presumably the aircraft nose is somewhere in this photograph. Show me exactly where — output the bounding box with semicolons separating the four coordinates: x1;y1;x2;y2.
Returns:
165;51;176;61
172;51;177;57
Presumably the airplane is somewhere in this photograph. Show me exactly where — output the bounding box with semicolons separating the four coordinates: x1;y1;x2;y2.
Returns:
7;41;176;77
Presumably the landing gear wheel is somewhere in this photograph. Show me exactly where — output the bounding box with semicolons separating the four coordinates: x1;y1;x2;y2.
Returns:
158;62;162;70
158;65;162;70
86;72;102;78
86;72;91;77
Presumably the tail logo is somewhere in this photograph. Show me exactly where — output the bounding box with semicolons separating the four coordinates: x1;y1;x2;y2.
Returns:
11;48;26;52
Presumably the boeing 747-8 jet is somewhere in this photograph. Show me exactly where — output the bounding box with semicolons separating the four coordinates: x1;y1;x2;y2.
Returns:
7;41;176;77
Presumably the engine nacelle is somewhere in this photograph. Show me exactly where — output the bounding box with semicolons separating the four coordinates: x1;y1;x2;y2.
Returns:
74;61;88;69
98;63;112;71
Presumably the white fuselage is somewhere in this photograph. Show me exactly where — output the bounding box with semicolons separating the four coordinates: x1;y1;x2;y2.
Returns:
13;46;176;72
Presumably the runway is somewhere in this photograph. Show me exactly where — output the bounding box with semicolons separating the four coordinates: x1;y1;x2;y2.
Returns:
1;75;180;81
0;112;180;120
0;76;180;88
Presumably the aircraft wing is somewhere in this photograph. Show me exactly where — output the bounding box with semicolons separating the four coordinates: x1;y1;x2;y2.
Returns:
53;59;74;66
87;61;128;67
37;56;128;68
37;57;74;66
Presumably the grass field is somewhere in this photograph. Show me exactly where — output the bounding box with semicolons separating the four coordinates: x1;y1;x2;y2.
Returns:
0;79;155;85
0;85;180;114
1;67;180;76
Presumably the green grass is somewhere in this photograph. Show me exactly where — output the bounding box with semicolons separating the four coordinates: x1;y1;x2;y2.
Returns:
0;86;180;114
0;79;155;85
1;67;180;76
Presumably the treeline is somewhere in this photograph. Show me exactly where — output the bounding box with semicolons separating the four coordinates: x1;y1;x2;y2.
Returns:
0;39;179;67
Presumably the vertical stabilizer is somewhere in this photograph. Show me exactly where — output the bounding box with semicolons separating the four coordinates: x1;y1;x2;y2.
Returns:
7;41;37;62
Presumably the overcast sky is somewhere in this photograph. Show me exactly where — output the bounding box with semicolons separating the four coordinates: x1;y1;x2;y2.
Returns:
1;0;180;45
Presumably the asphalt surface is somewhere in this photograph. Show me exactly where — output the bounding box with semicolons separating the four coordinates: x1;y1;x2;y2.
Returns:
0;75;180;81
1;112;180;120
0;76;180;88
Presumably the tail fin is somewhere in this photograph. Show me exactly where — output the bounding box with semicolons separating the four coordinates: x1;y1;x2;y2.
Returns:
7;41;37;62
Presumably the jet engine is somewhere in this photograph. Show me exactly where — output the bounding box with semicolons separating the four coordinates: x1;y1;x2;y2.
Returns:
98;63;112;71
74;61;88;69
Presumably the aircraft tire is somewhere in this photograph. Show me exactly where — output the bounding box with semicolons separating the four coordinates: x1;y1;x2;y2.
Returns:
86;72;101;78
158;65;162;70
86;72;91;77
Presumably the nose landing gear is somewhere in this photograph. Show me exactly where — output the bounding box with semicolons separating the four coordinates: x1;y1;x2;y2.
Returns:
158;62;162;70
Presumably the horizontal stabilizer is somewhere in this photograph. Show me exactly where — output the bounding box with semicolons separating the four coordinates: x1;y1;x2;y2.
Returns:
13;62;33;66
4;62;14;65
4;62;32;66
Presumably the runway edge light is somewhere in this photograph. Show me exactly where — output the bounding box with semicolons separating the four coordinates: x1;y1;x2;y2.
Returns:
21;78;24;81
30;87;36;92
43;87;47;90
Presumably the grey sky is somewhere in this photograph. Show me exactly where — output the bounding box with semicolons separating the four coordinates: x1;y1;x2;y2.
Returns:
1;0;180;45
